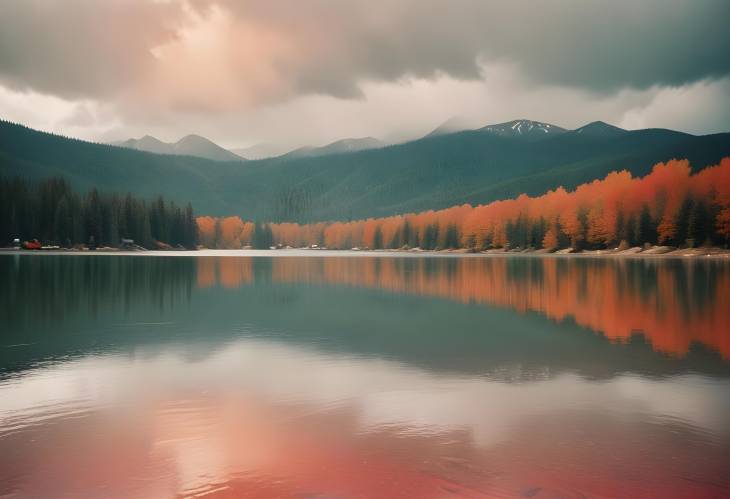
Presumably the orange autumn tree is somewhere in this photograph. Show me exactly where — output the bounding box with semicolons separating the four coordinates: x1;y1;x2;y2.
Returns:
218;216;244;249
695;157;730;243
197;157;730;250
196;216;217;248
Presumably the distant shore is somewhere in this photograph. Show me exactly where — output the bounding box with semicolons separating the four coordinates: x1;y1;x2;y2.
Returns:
2;245;729;259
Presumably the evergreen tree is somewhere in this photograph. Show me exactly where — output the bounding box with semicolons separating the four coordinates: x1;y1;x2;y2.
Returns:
674;198;693;246
530;217;548;249
53;196;72;245
252;221;274;249
624;215;638;246
444;224;459;249
373;226;383;249
389;228;402;249
214;218;223;248
637;204;656;246
0;176;197;249
688;201;710;246
422;224;438;249
400;220;412;248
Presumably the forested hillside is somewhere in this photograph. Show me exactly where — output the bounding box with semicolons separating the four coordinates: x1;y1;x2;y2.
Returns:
0;177;197;248
198;158;730;251
3;119;730;223
0;120;238;215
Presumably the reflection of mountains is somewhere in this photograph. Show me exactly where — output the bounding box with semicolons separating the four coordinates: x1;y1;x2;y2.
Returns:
202;256;730;361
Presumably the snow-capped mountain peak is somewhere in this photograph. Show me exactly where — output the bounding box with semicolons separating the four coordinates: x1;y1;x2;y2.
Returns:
480;119;566;138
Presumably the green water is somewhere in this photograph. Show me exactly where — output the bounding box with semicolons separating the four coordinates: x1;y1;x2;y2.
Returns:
1;253;729;498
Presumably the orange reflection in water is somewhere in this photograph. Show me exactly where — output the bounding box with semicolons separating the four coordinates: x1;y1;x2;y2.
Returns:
151;397;490;498
4;371;727;499
146;392;730;499
198;256;254;289
207;256;730;359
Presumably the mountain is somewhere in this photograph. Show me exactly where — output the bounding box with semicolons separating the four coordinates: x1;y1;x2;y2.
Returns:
284;137;385;159
2;119;730;222
2;121;237;213
426;116;474;137
116;135;171;155
174;134;243;161
116;134;242;162
572;121;627;137
480;119;566;138
231;142;293;160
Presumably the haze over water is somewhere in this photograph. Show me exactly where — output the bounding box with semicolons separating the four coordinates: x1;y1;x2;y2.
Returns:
1;253;729;499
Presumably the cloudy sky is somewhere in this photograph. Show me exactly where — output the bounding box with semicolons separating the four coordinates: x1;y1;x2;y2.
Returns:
1;0;729;150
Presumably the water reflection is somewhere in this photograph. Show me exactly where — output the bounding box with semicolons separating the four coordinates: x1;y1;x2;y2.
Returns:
3;255;730;380
198;255;730;359
1;253;729;498
1;339;729;498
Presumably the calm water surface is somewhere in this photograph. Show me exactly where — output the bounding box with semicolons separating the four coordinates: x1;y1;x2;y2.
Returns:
1;252;729;499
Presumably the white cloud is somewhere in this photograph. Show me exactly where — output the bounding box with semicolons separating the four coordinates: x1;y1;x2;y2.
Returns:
619;78;730;134
3;70;728;150
0;0;728;149
0;86;121;141
3;339;729;442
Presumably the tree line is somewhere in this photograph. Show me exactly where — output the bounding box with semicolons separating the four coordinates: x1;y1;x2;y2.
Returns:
197;157;730;250
1;177;197;248
197;217;274;249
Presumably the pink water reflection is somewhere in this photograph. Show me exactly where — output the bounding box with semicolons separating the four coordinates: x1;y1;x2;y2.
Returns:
1;340;728;498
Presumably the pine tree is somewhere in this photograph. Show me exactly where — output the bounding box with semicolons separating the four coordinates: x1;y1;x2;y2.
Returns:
688;201;710;246
53;197;72;245
444;224;459;249
637;204;656;246
373;226;383;249
674;198;693;247
214;218;223;248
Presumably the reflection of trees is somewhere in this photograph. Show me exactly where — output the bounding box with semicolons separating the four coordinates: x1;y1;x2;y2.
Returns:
1;255;195;329
210;256;729;359
2;254;729;379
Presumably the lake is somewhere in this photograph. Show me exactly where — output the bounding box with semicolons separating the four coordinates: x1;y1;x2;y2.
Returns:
1;252;729;498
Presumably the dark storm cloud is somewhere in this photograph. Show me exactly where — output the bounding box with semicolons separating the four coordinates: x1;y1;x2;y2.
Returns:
0;0;727;107
488;0;730;92
216;0;730;97
0;0;183;98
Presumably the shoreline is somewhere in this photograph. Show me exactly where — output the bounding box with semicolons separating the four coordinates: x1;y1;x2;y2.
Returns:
1;246;729;259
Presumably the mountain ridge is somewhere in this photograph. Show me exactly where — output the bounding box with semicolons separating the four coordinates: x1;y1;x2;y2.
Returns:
572;121;627;137
283;136;386;159
480;119;566;138
3;118;729;222
115;133;243;162
426;116;474;137
231;142;293;160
